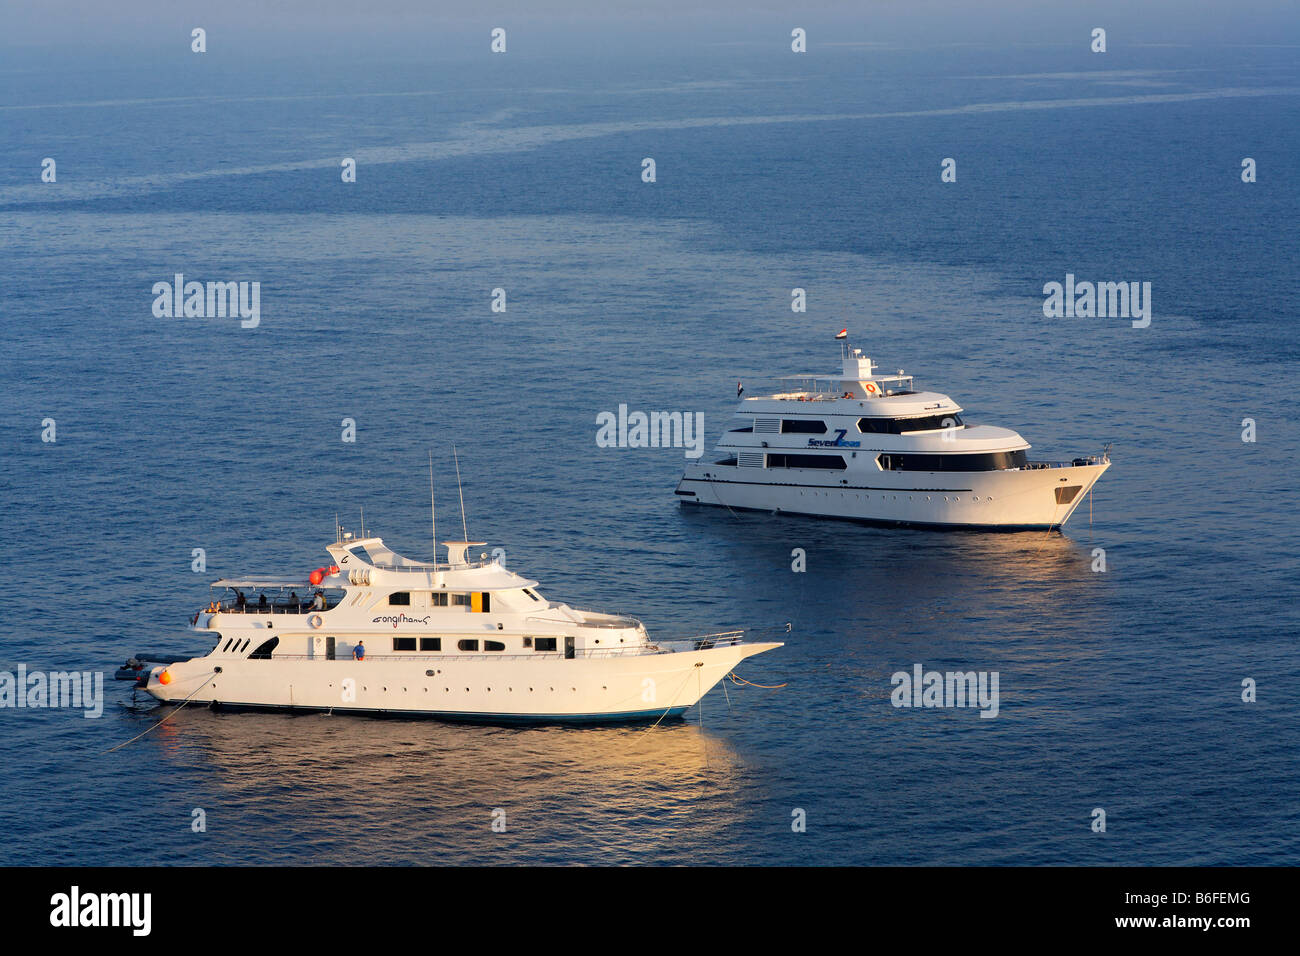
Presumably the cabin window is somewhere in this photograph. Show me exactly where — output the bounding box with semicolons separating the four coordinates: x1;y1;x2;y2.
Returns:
858;414;964;435
248;637;279;660
713;456;738;466
431;593;448;606
393;637;417;651
781;419;828;434
766;453;847;470
451;594;471;607
876;450;1027;472
388;591;411;606
458;639;479;651
484;640;505;652
420;637;441;652
521;589;542;602
534;637;558;652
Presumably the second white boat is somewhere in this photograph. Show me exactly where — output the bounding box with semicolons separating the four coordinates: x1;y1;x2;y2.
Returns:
677;337;1110;530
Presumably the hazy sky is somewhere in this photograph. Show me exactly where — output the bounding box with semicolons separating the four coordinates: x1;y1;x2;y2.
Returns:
4;1;1298;48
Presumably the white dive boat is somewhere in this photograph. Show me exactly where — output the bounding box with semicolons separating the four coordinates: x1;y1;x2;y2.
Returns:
142;532;781;723
677;339;1110;530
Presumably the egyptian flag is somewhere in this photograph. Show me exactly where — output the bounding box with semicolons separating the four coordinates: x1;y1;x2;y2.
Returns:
835;328;848;339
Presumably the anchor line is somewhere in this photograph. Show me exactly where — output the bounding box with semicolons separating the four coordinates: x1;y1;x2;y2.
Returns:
103;672;217;754
643;667;700;732
727;672;788;689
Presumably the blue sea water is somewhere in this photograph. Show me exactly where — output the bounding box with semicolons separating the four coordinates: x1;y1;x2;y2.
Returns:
1;21;1298;865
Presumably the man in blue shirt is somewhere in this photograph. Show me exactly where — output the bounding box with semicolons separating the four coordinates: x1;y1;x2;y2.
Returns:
352;641;365;661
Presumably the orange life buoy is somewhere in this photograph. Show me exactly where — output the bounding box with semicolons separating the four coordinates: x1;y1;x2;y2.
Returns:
309;614;324;629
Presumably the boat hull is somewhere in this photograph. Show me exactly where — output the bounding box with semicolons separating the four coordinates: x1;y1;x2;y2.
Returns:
676;461;1108;530
143;642;781;723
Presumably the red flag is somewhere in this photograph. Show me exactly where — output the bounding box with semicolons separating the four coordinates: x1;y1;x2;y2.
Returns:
834;328;848;339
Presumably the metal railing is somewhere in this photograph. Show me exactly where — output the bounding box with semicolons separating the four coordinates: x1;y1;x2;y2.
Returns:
1022;455;1107;471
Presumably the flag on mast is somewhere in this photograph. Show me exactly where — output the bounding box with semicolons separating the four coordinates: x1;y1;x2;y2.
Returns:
835;328;848;339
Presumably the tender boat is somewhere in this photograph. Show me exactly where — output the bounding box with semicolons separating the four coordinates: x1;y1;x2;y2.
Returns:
141;531;781;723
676;337;1110;530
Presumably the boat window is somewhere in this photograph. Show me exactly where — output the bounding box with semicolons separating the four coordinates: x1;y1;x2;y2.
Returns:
713;456;738;466
248;637;279;660
346;545;377;565
420;637;441;652
521;589;542;602
431;592;448;606
393;637;417;651
858;414;964;435
484;640;505;652
222;638;234;652
728;425;753;433
458;639;479;652
534;637;558;652
876;450;1027;472
451;594;471;607
388;591;411;606
470;592;491;613
766;453;847;470
1055;486;1082;504
780;419;828;434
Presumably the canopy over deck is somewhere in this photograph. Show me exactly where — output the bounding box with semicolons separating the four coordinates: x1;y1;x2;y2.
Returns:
210;577;313;589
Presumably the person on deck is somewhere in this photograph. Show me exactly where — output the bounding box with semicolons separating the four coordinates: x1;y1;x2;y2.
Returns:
311;590;326;611
352;641;366;661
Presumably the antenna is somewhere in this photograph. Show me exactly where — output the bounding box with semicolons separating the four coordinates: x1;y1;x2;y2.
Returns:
335;512;340;543
453;443;469;541
427;448;437;555
359;506;365;539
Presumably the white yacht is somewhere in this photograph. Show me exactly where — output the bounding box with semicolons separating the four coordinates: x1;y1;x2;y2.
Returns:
140;532;781;723
677;339;1110;530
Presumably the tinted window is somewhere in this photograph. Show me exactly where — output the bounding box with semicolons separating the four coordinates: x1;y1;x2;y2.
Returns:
858;414;964;434
419;637;441;651
534;637;558;652
458;639;479;651
388;591;411;606
248;637;279;660
781;419;828;434
877;450;1027;472
484;640;505;652
767;453;847;470
393;637;417;651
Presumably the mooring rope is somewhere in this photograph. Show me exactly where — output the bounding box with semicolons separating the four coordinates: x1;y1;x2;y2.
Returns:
727;672;788;689
103;672;217;754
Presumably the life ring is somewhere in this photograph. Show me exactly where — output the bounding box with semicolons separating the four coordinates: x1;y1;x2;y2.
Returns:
863;382;879;396
308;614;324;629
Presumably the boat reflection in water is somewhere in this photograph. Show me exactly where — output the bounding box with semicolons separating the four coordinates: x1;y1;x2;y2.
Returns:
143;706;755;864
